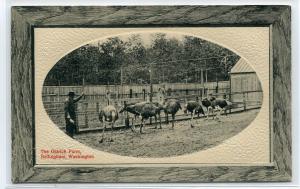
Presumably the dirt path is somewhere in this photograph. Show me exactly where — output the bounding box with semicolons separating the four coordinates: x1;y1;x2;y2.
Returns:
75;109;259;157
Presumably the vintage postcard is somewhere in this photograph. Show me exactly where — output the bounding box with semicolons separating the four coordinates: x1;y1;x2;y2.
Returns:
34;27;270;166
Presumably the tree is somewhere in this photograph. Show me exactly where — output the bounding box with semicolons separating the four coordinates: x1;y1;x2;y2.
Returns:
44;33;240;86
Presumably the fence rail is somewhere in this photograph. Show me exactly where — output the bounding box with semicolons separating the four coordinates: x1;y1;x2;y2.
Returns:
42;88;263;132
42;82;229;101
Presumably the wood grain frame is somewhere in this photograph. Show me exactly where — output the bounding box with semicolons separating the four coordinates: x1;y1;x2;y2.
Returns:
11;6;291;183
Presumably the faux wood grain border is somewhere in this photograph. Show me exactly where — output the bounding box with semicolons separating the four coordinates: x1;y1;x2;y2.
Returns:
11;6;291;183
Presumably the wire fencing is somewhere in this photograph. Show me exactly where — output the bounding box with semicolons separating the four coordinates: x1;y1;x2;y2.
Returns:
42;82;262;132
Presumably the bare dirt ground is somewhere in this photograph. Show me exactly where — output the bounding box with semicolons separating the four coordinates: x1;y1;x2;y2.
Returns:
75;109;259;158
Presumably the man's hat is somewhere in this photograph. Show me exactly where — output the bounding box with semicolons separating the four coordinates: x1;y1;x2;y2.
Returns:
68;91;75;96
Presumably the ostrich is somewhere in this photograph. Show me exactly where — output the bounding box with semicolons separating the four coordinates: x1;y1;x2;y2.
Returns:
98;105;119;143
119;101;162;133
137;102;162;133
163;98;182;129
152;101;164;128
201;97;213;118
119;102;140;132
202;97;232;120
183;97;205;128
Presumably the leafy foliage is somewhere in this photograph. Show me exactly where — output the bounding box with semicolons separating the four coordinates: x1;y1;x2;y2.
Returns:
44;33;240;86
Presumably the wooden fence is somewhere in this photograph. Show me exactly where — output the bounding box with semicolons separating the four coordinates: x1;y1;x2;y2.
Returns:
42;81;229;102
42;84;262;132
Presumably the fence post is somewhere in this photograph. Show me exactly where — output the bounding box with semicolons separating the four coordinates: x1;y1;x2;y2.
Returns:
229;92;232;113
123;100;130;128
84;102;88;128
229;72;232;113
57;85;60;102
75;103;79;133
143;89;146;100
243;92;246;111
200;89;202;99
96;102;99;114
223;94;227;115
84;111;88;128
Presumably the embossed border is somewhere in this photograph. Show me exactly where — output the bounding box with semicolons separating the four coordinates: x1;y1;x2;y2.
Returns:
11;6;291;183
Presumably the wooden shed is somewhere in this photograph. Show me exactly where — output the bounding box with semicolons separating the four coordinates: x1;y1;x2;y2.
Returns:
230;58;263;105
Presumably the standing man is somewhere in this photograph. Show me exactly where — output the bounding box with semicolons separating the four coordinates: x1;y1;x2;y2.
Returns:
64;91;84;138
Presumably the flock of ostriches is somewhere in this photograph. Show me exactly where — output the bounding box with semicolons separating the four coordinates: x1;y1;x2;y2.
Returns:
98;96;232;142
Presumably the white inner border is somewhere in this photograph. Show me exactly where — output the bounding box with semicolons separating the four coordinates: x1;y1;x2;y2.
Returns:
2;0;299;187
34;27;270;166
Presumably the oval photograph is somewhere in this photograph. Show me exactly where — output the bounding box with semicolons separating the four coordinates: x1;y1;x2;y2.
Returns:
42;32;263;158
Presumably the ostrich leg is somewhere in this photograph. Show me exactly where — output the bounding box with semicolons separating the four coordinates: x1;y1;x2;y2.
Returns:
140;118;144;134
171;114;175;129
207;107;214;120
190;112;192;127
100;122;106;143
110;122;114;142
190;111;195;128
165;113;169;124
154;115;158;129
131;117;136;132
206;107;210;120
159;114;162;129
216;107;222;121
212;108;215;120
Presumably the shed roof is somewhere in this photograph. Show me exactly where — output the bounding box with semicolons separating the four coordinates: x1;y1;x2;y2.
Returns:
230;58;255;73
